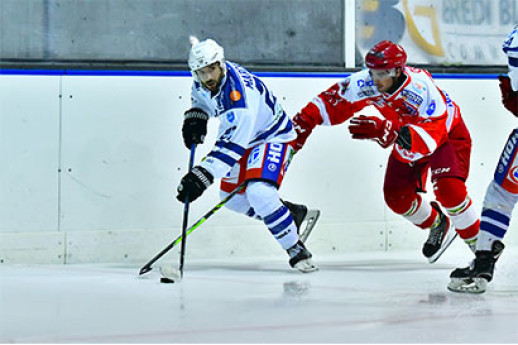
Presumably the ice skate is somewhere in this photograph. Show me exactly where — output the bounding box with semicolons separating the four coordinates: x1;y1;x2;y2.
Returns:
287;240;318;273
448;240;505;293
282;200;321;243
422;202;457;263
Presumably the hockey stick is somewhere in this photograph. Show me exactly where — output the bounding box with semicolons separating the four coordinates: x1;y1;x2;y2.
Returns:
178;144;196;278
138;181;247;276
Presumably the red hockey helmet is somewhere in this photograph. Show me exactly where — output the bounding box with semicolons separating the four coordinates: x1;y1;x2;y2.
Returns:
365;40;407;70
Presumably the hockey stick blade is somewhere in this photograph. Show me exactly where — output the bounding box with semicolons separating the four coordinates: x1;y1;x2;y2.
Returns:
300;209;321;243
138;182;247;276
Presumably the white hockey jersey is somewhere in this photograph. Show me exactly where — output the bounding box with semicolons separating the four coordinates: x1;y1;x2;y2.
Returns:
503;25;518;91
191;61;296;179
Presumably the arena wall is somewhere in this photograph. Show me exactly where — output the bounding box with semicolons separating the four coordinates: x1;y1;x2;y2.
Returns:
1;72;515;264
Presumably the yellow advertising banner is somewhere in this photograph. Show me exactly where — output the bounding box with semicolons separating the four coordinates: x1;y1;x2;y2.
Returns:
356;0;516;65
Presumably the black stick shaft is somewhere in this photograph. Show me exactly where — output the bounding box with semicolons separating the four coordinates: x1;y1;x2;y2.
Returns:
138;182;247;276
178;144;196;277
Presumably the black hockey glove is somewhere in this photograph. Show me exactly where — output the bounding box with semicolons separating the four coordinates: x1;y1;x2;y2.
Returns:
176;166;214;203
182;108;209;149
396;125;412;150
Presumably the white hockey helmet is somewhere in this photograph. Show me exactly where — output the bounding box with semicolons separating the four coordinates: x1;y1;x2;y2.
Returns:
188;37;226;82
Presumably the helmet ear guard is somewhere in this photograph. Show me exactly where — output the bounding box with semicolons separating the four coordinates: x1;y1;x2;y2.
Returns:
188;38;226;82
365;40;407;70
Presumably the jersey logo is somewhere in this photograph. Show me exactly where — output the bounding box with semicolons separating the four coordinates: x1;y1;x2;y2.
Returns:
510;166;518;184
226;111;235;123
426;100;436;115
357;79;374;88
230;90;241;102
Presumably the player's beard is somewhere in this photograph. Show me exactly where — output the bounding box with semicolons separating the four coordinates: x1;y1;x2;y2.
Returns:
203;72;224;93
204;79;218;92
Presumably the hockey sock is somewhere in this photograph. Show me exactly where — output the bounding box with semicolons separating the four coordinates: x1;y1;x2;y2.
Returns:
435;177;479;241
401;195;437;229
478;209;509;251
246;181;298;249
476;181;517;250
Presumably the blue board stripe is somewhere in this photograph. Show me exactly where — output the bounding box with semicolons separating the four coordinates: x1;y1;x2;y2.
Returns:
0;68;502;80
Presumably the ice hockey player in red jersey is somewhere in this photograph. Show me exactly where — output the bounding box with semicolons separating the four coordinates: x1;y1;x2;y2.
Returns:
291;40;480;263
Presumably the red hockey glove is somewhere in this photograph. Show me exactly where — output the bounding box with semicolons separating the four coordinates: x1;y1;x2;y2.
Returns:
499;75;518;117
290;113;313;152
289;107;323;153
348;115;398;148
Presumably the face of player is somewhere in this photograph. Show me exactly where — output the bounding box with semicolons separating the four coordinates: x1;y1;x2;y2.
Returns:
196;62;224;92
369;68;399;93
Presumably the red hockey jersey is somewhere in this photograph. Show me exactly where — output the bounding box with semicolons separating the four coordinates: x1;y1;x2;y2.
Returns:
295;67;462;163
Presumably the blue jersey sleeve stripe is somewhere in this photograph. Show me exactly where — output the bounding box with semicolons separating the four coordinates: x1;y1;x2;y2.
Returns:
504;46;518;53
215;140;246;156
251;113;289;144
275;119;293;136
207;151;237;167
220;64;247;111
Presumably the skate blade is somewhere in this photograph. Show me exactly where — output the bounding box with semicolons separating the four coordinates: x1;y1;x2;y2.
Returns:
427;227;458;264
294;258;319;273
447;277;487;294
300;209;321;243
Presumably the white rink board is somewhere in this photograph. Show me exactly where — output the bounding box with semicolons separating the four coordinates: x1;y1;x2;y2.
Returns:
0;73;517;264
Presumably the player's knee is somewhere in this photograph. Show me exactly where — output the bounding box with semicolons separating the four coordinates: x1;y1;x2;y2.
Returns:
383;186;416;214
434;177;467;208
483;180;518;213
221;189;248;214
245;180;280;216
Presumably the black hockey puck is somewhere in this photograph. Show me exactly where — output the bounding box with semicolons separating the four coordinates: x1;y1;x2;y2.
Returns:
160;277;175;284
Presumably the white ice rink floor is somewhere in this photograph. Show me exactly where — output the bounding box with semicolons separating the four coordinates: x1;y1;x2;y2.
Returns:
1;246;518;344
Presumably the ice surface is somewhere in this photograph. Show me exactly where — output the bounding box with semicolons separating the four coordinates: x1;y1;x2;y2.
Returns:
1;248;517;343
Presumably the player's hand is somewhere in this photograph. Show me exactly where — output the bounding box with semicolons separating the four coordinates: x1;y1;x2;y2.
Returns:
348;115;398;148
176;166;213;203
498;75;518;117
289;112;314;153
182;108;209;149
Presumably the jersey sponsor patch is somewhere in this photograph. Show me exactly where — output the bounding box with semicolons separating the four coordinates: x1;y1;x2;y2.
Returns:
426;100;436;116
356;79;374;88
401;89;423;107
247;146;262;167
230;91;241;102
495;129;518;193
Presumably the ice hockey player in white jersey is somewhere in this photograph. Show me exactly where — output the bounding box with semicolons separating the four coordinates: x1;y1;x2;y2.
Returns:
448;26;518;293
176;37;319;273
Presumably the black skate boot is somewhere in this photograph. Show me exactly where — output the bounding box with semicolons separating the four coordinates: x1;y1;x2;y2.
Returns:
282;200;321;243
287;240;318;273
422;202;457;263
448;240;505;293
